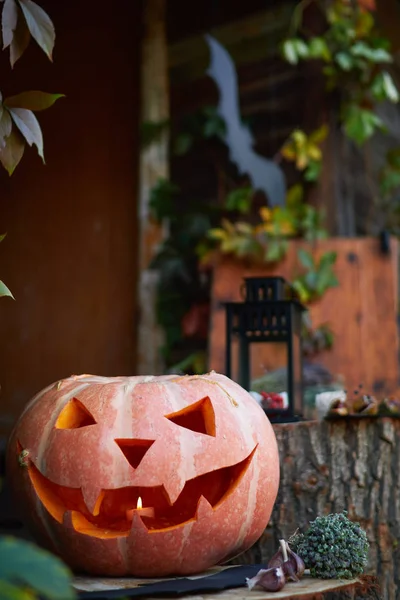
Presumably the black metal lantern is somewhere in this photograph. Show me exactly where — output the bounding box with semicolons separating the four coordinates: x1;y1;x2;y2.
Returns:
225;276;306;422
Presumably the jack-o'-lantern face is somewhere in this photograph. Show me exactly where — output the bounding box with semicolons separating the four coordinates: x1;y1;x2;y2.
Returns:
8;373;279;577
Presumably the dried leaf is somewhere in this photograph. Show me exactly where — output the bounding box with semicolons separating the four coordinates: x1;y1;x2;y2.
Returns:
0;127;25;174
18;0;55;60
5;91;64;111
0;107;12;147
8;107;43;160
2;0;18;48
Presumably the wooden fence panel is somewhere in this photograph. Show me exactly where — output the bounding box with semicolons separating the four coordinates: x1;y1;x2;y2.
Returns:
209;237;399;395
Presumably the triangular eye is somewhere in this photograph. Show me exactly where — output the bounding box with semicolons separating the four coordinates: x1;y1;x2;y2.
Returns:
165;396;216;437
56;398;97;429
115;439;155;469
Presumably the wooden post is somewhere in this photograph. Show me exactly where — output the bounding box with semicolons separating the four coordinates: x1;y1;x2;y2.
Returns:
136;0;169;375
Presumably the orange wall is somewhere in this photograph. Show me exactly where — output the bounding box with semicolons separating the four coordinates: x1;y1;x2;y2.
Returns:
0;0;142;434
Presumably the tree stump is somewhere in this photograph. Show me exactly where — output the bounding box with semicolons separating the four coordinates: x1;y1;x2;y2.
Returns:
230;418;400;600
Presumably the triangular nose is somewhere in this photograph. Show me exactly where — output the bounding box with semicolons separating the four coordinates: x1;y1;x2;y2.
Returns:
115;438;155;469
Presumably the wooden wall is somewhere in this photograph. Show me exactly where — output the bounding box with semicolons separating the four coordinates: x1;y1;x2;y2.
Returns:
0;0;142;435
167;1;302;208
209;238;400;396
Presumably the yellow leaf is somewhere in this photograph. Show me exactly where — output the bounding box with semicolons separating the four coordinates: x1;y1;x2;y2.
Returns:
309;124;329;144
235;222;254;235
286;184;304;206
296;153;309;170
281;145;297;161
208;228;227;241
280;222;296;235
259;206;272;222
254;223;268;235
220;218;236;233
307;145;322;161
292;129;307;146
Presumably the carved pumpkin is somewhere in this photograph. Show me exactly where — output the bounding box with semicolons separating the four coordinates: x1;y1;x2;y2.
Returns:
7;372;280;577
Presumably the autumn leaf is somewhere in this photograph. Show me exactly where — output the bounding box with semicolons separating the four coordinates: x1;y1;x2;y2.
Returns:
7;106;43;160
2;0;30;67
2;0;18;48
1;0;54;65
0;106;12;148
18;0;55;60
0;127;25;174
5;91;65;111
0;280;15;299
0;89;63;173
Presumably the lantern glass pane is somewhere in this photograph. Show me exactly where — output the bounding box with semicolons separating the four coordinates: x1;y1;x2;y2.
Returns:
249;341;289;411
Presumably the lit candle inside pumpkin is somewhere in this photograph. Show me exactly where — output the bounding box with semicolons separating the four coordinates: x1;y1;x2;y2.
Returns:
126;496;155;521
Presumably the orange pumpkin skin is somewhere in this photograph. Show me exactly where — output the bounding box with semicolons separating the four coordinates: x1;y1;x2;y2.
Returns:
7;372;280;577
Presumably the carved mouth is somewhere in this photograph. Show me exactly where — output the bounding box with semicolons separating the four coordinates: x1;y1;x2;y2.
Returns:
25;447;256;539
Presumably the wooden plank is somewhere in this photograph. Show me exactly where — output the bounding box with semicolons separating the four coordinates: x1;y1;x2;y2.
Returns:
136;0;169;376
209;238;399;395
73;574;379;599
168;5;295;81
0;0;141;436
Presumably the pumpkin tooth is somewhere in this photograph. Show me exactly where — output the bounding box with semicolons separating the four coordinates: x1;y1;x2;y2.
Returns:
195;495;214;520
161;477;186;506
81;485;104;516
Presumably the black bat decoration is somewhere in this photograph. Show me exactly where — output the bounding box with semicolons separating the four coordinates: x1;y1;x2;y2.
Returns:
205;34;286;207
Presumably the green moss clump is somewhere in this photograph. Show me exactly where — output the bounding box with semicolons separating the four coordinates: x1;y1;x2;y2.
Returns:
290;511;369;579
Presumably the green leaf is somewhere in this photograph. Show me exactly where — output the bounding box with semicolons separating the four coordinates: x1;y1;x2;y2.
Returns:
202;113;225;138
308;37;331;61
173;132;193;156
386;147;400;169
0;536;75;599
0;233;7;243
140;119;169;148
17;0;55;60
5;91;65;111
380;169;400;196
225;187;252;213
293;38;309;59
0;128;25;175
282;39;299;65
319;250;337;267
292;279;310;304
8;107;44;161
149;178;180;221
0;579;34;600
351;42;392;63
381;72;399;103
265;239;287;263
2;0;30;66
304;159;322;181
297;248;315;270
286;183;304;208
335;52;354;71
343;106;385;145
0;280;14;299
370;72;399;103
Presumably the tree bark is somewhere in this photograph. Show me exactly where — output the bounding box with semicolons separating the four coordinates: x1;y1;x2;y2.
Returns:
231;418;400;600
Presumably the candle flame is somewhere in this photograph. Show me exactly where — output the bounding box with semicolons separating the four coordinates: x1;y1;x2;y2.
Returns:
137;496;142;510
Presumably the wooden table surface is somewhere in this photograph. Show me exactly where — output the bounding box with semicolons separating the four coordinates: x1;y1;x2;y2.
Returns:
73;570;380;599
